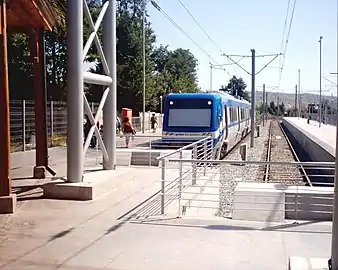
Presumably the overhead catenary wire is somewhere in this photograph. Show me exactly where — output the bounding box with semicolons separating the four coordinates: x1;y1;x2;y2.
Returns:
278;0;297;87
174;0;235;75
279;0;291;66
150;1;218;64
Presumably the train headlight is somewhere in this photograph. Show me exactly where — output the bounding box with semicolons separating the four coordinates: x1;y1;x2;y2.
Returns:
208;101;212;105
170;101;173;105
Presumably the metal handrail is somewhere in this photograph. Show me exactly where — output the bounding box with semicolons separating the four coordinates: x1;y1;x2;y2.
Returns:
156;136;212;161
125;134;212;138
167;159;335;167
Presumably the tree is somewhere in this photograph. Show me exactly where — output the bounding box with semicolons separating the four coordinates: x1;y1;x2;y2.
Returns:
7;0;201;114
152;47;199;94
220;76;250;101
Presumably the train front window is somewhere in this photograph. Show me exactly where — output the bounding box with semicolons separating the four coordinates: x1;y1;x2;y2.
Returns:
168;108;211;127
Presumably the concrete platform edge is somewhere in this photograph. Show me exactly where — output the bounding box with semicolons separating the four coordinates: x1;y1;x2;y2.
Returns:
288;256;330;270
282;118;335;159
0;194;17;214
42;168;135;201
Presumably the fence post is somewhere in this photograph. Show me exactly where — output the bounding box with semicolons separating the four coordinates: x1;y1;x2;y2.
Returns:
203;140;207;176
178;150;183;217
148;136;152;167
161;159;166;215
50;100;54;142
22;100;26;151
192;144;197;185
91;102;94;113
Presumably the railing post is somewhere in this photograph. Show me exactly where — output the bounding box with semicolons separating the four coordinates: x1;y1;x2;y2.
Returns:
161;158;166;215
148;135;152;167
295;176;299;223
178;150;183;217
192;144;197;185
203;139;207;176
22;100;26;151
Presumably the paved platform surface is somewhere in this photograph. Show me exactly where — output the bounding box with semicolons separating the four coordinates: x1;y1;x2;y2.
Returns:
1;164;333;269
9;129;164;205
283;117;336;157
11;129;163;178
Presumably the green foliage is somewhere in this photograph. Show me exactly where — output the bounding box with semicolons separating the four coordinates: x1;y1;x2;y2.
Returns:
7;0;200;114
258;101;286;116
220;75;250;101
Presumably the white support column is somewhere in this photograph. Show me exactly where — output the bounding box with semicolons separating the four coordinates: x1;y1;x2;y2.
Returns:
67;0;84;183
103;0;117;170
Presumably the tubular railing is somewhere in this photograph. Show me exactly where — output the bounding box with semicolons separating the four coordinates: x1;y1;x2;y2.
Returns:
155;136;214;215
163;158;335;221
84;132;215;169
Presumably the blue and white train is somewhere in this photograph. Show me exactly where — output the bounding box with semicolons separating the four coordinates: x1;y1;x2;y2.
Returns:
162;91;251;159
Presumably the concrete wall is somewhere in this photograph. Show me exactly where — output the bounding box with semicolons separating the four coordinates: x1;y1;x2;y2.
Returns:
231;183;333;222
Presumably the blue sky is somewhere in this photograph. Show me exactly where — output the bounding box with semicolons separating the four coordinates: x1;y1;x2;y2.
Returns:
146;0;337;95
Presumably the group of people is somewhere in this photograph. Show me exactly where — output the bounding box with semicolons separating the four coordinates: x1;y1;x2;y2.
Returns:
83;113;158;148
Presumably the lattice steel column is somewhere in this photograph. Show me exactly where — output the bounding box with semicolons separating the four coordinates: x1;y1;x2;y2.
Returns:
66;0;117;182
67;0;84;183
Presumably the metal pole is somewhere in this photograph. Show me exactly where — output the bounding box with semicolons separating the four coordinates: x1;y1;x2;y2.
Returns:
331;11;338;267
103;0;117;170
319;36;323;127
50;100;54;140
250;49;255;148
295;84;297;112
22;100;26;151
265;91;268;122
298;69;301;118
210;63;213;90
262;84;265;126
67;0;83;183
0;0;11;197
160;159;165;215
142;8;146;133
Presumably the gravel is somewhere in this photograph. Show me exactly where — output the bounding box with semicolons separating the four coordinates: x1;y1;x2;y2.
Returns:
217;120;271;217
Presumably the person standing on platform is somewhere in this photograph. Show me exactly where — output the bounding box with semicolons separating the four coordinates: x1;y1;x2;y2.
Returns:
150;113;158;133
122;116;136;148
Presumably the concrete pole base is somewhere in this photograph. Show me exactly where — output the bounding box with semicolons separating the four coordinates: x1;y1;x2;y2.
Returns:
33;166;46;179
0;194;17;214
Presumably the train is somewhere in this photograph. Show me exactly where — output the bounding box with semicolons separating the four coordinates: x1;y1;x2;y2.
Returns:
162;91;251;159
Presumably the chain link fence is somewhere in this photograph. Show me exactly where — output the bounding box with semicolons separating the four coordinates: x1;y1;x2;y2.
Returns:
9;100;162;152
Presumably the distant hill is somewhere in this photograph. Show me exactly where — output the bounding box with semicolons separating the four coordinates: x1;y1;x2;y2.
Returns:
255;91;336;109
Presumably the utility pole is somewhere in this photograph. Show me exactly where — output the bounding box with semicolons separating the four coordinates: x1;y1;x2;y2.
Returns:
221;50;281;148
319;36;323;127
250;49;255;148
262;84;265;126
298;69;301;119
277;94;280;116
295;84;298;111
265;91;268;122
142;7;146;133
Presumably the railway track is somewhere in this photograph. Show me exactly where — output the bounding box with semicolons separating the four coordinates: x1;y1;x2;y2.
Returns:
259;120;311;185
222;117;264;159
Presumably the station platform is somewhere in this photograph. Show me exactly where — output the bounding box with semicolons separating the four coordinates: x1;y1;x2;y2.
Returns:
4;125;333;269
282;117;336;161
0;169;332;269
